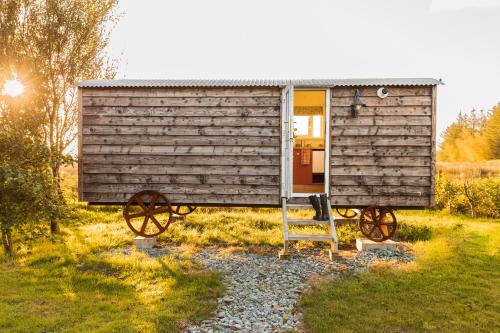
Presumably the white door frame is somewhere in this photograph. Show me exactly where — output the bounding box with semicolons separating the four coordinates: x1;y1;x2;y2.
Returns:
288;87;331;198
281;85;293;199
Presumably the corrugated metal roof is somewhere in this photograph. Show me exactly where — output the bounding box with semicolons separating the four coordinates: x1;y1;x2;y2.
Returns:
78;78;443;88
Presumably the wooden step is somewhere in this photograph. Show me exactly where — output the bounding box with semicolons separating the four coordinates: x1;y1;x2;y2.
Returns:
287;197;311;205
288;234;332;241
286;204;313;210
288;219;329;225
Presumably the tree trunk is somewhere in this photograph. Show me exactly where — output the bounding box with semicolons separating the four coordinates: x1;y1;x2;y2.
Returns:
50;218;59;234
463;181;476;218
50;162;63;234
1;229;13;255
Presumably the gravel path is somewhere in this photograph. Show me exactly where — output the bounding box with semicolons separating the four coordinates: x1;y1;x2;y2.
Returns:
185;248;413;333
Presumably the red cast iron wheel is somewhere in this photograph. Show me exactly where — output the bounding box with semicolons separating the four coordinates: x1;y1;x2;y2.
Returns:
123;190;173;238
173;205;197;216
358;206;397;242
335;208;358;218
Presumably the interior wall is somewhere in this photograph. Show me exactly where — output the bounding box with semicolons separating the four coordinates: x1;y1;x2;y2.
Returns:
294;90;326;107
293;90;326;149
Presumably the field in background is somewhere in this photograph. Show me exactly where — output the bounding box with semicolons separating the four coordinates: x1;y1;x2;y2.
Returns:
437;160;500;179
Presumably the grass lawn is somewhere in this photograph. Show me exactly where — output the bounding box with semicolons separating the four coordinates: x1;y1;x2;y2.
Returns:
1;173;499;332
0;201;224;332
301;210;500;333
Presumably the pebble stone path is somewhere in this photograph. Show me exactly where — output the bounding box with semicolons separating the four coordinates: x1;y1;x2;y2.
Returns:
184;248;413;333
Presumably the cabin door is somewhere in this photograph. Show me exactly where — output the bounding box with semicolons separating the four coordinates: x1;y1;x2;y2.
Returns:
291;89;330;196
281;85;293;199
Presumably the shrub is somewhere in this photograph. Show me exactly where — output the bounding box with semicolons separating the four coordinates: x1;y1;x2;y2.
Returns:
0;106;64;255
435;173;500;218
395;222;432;242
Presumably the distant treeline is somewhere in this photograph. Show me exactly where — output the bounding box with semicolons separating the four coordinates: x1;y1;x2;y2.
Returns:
438;104;500;162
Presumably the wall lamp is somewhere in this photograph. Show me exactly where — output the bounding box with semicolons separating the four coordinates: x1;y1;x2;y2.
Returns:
351;89;366;117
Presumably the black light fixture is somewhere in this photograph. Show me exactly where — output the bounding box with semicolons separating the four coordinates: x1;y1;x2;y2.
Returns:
351;89;366;117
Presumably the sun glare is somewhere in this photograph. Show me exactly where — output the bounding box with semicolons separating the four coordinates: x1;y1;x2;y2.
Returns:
3;79;25;97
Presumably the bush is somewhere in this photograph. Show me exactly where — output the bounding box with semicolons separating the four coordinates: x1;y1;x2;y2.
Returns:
395;222;432;242
0;105;64;255
435;173;500;218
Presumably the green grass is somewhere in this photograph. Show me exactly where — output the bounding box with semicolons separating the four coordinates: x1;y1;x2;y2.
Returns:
0;210;224;332
300;212;500;333
1;171;499;332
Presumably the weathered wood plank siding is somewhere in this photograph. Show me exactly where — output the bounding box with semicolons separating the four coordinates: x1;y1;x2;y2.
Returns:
80;87;282;205
330;86;435;207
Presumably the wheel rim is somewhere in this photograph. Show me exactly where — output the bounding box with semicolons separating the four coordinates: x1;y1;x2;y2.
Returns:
123;190;173;237
173;205;197;216
358;206;397;242
335;208;358;218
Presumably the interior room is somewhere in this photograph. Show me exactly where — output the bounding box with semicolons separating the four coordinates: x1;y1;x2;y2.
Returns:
292;90;326;193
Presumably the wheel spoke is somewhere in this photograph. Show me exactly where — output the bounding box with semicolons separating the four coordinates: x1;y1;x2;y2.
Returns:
378;224;389;237
135;196;148;212
173;205;197;215
139;216;149;233
124;191;174;237
150;215;164;230
149;192;159;208
380;221;397;226
336;208;356;218
127;211;147;219
363;224;376;235
367;224;378;235
359;206;397;242
379;210;387;222
364;212;375;223
369;207;377;221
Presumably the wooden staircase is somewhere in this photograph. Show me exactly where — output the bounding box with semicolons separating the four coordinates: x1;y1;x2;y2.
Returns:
280;196;338;260
279;196;357;260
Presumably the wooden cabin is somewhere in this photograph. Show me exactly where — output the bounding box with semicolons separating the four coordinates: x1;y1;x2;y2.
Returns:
78;78;441;255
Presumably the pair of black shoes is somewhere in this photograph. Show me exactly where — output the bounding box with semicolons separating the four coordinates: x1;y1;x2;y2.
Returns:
308;194;329;221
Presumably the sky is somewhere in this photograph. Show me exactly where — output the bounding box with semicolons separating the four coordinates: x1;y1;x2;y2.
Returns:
107;0;500;139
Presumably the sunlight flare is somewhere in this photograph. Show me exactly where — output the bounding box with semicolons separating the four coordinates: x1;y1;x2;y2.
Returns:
3;79;25;97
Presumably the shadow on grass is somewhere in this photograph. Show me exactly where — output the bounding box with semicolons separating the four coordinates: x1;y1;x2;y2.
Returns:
0;230;224;333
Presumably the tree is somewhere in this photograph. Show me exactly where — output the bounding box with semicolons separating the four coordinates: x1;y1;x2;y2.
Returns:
1;0;119;233
438;109;491;162
484;104;500;159
0;97;62;255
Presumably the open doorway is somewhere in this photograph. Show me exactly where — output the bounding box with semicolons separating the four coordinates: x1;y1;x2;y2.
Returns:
292;89;327;194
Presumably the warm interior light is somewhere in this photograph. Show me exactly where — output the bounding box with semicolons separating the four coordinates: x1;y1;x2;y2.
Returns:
3;79;25;97
294;116;309;136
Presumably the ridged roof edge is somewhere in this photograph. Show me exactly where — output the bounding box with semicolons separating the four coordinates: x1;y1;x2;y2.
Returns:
78;78;443;88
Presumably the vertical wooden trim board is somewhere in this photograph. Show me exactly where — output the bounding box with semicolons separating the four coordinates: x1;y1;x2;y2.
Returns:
430;85;437;207
324;88;331;195
77;87;83;201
